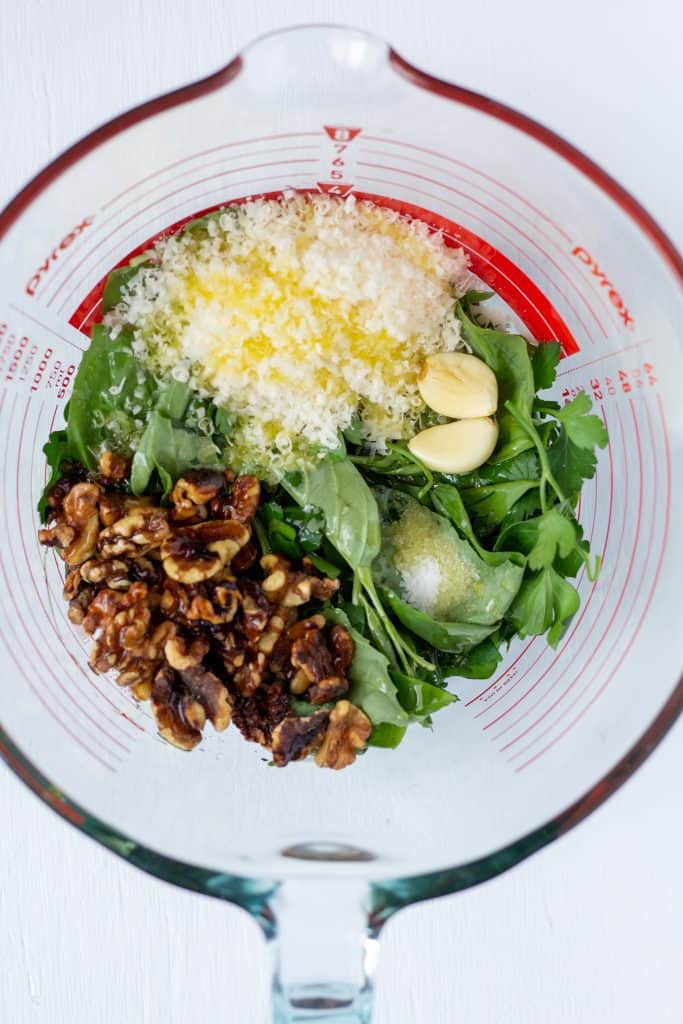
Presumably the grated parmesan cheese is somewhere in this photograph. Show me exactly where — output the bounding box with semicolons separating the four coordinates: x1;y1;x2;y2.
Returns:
106;194;472;474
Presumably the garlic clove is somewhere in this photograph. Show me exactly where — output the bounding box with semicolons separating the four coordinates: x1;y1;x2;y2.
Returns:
408;418;499;474
418;352;498;419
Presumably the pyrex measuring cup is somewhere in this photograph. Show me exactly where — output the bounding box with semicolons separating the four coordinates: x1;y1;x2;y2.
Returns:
0;25;681;1024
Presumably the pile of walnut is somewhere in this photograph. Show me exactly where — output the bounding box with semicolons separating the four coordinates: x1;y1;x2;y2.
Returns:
38;453;372;769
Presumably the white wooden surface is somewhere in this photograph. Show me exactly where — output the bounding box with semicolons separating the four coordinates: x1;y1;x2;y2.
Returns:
1;2;682;1020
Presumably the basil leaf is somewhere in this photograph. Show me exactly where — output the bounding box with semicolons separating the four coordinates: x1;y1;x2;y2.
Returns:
376;491;524;625
101;260;152;314
282;458;381;570
449;638;502;680
37;429;71;521
131;410;223;498
66;325;156;470
389;669;457;716
379;587;497;653
368;723;408;748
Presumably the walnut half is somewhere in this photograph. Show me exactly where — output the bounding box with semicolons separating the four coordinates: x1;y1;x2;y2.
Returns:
314;701;372;770
271;711;330;767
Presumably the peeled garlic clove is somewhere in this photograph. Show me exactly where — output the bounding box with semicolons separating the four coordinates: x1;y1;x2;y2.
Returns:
418;352;498;418
408;418;499;474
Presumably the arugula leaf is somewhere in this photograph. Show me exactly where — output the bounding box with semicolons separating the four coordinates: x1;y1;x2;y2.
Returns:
324;607;409;726
531;341;561;390
509;567;580;647
282;458;381;570
454;300;536;462
553;391;609;450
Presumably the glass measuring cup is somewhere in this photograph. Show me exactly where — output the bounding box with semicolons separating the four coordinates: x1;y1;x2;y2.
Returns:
0;24;681;1023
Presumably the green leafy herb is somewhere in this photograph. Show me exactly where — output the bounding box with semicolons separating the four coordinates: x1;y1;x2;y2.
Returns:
38;429;71;521
101;258;153;314
65;325;156;470
378;587;497;652
454;299;536;462
350;441;434;499
282;459;381;570
430;483;523;567
389;669;457;717
447;638;502;680
531;340;561;391
367;723;408;749
324;607;409;727
526;508;578;571
458;480;539;533
509;566;580;647
552;391;609;450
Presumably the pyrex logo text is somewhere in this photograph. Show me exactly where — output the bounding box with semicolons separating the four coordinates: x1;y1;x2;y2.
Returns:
571;247;634;328
25;216;94;296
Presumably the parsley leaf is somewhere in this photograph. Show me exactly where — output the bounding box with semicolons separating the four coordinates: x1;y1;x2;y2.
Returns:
509;567;580;647
527;509;578;570
547;427;599;499
553;391;609;450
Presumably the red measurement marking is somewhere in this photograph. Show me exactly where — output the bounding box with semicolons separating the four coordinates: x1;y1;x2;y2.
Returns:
317;182;355;196
556;339;654;377
478;406;612;730
323;126;361;142
503;402;639;757
15;402;130;756
515;395;670;771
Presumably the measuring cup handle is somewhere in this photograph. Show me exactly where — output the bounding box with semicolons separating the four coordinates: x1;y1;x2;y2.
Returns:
265;877;379;1023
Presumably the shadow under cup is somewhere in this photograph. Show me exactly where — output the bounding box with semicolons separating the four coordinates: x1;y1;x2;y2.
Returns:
0;24;681;1024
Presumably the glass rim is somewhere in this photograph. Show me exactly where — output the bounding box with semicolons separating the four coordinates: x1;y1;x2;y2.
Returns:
1;23;681;912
